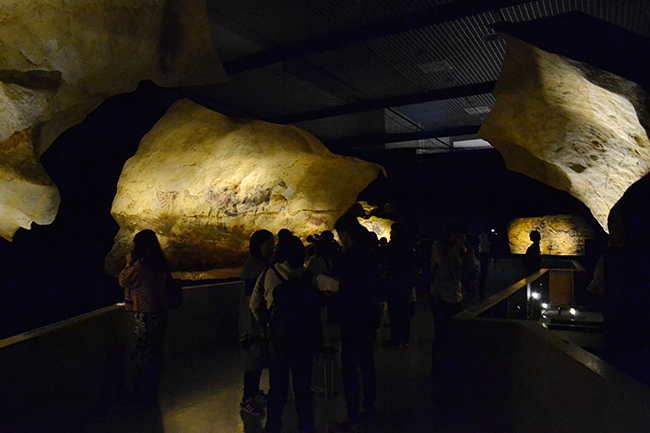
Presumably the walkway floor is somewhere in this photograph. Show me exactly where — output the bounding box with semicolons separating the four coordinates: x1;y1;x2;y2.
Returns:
67;259;526;433
78;294;477;433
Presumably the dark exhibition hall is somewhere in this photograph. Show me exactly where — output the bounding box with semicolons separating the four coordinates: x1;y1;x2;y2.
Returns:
1;1;650;432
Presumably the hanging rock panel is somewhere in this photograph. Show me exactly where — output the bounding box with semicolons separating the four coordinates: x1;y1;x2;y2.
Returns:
106;99;385;278
0;0;226;240
0;130;60;240
479;36;650;233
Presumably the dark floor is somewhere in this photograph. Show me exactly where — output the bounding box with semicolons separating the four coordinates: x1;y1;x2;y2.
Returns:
73;258;540;433
81;295;447;433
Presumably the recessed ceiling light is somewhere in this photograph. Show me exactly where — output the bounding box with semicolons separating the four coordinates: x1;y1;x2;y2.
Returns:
417;60;453;74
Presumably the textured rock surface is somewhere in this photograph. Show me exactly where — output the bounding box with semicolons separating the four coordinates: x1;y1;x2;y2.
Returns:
0;0;225;240
359;216;394;242
508;215;595;256
479;36;650;233
106;99;385;277
0;130;60;240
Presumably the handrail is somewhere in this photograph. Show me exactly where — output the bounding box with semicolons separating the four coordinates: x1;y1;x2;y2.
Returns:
456;259;585;320
0;280;241;350
455;269;548;320
0;304;125;350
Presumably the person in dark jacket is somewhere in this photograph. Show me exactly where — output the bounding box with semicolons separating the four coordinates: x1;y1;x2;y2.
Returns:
384;222;418;348
251;234;320;433
334;214;382;425
119;229;171;405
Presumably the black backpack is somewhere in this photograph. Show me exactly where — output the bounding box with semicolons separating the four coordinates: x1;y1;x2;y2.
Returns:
167;278;184;310
269;269;321;351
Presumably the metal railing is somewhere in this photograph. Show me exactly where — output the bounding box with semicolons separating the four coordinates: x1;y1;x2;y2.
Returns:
457;269;550;321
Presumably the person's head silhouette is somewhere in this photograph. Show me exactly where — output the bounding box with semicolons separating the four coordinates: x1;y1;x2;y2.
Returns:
529;230;541;244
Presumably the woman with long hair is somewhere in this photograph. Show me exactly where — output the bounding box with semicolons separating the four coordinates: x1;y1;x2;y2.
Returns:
239;229;275;416
119;229;171;405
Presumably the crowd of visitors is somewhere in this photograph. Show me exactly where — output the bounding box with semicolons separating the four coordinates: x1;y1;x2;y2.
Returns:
236;215;482;432
118;216;483;431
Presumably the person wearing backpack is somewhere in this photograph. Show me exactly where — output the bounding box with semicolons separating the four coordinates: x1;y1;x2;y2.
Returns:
118;229;172;406
250;233;321;433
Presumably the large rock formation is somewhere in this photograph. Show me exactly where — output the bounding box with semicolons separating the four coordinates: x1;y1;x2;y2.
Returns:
106;99;385;278
479;35;650;233
0;0;226;240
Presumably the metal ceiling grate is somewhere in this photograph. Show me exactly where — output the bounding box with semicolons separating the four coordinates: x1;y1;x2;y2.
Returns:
579;0;650;37
392;94;495;131
302;11;506;101
202;0;650;149
208;0;457;48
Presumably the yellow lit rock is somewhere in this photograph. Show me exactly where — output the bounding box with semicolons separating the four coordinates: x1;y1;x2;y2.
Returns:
0;0;226;240
479;36;650;233
0;130;60;240
106;99;386;278
508;215;595;256
358;216;393;242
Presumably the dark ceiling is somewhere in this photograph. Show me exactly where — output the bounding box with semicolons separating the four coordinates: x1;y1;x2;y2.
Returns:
178;0;650;155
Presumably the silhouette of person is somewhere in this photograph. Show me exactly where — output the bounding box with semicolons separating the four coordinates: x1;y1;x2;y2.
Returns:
524;230;541;276
239;229;274;416
430;229;466;377
252;234;320;433
119;229;171;405
383;222;418;347
306;230;341;280
333;214;382;425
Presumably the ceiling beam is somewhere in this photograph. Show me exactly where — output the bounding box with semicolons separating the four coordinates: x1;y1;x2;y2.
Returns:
326;125;482;149
269;81;496;124
222;0;532;75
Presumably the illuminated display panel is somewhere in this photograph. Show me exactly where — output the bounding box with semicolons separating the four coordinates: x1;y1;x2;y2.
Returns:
508;215;594;256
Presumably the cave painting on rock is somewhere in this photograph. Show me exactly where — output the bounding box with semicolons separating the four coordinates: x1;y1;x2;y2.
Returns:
106;99;385;279
479;35;650;234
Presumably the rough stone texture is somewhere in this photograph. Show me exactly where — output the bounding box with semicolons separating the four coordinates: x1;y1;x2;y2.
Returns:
479;35;650;233
106;99;385;278
507;215;595;256
0;0;226;240
0;130;60;240
359;216;393;242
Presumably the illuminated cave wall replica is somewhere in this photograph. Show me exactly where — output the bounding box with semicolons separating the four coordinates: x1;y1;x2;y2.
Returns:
106;99;386;278
358;216;393;243
355;202;394;242
508;215;595;256
0;0;225;240
479;35;650;233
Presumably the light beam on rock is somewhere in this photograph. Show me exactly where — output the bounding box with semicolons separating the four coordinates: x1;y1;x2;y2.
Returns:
479;36;650;233
106;99;385;279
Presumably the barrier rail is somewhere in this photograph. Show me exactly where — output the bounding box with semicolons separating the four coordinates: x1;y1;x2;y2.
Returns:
447;266;650;433
0;281;241;433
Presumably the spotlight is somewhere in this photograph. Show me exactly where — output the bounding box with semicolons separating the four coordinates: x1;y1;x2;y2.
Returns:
570;308;577;316
541;303;549;309
531;292;540;300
